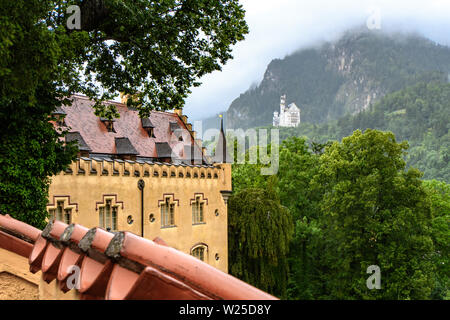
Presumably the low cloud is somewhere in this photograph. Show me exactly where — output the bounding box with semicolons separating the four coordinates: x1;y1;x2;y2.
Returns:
184;0;450;121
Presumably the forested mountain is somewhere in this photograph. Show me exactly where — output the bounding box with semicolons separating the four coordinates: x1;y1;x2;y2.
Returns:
222;27;450;301
271;81;450;182
222;28;450;129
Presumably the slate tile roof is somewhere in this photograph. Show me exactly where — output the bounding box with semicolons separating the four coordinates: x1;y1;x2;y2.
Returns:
62;95;204;162
52;106;67;116
0;214;277;300
155;142;174;158
141;118;154;128
114;137;139;155
65;132;92;152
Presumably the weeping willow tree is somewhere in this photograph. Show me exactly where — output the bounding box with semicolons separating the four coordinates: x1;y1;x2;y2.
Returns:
228;178;293;298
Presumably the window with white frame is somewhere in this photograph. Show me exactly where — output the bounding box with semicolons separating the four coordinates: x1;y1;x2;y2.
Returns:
160;197;175;227
99;199;118;231
191;246;206;261
48;199;73;224
192;196;205;224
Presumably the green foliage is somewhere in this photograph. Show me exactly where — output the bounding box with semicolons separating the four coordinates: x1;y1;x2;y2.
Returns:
423;180;450;299
312;129;435;299
0;1;81;227
228;179;293;298
271;81;450;183
231;130;447;300
0;0;248;226
276;137;323;299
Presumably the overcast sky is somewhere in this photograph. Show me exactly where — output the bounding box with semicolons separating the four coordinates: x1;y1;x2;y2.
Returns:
183;0;450;122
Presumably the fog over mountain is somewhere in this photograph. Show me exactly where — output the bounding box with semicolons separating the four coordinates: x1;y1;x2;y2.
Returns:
224;28;450;129
184;0;450;127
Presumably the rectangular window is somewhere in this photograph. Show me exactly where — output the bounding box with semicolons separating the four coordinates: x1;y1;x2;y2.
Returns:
112;206;118;230
99;207;105;228
192;198;204;224
169;203;175;225
192;203;197;224
48;200;73;224
56;201;64;221
105;200;111;230
199;203;203;222
161;198;175;227
64;208;72;224
160;205;166;227
49;209;55;221
99;200;118;231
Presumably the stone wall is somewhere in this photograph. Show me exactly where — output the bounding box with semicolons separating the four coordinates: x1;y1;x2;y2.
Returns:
0;248;39;300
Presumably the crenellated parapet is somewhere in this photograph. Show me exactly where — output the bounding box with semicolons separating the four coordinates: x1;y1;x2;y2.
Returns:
60;157;224;181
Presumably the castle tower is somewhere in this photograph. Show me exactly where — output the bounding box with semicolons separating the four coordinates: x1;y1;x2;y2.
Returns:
273;111;279;127
276;94;301;127
280;94;286;113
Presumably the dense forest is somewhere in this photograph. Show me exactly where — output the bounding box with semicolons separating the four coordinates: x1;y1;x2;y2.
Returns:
268;81;449;182
226;81;449;299
211;29;450;300
228;129;449;300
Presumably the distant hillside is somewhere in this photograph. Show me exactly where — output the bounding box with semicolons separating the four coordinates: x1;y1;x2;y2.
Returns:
270;81;450;182
224;28;450;129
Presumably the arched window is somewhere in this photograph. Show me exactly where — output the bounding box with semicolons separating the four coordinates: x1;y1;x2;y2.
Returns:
191;244;208;262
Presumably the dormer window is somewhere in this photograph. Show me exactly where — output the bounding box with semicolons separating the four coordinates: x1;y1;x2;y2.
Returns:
52;107;67;126
142;118;155;138
100;117;116;133
146;127;156;138
106;121;115;132
56;116;66;126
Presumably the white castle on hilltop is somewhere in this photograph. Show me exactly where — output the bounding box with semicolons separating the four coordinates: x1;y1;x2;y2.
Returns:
273;94;300;127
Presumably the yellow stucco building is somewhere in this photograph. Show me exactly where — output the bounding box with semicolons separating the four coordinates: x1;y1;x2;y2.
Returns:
46;95;232;273
48;157;231;273
0;96;233;300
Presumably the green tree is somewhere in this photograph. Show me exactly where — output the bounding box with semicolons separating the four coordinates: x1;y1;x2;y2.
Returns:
423;180;450;299
228;178;293;298
276;137;323;299
0;0;248;227
312;129;435;299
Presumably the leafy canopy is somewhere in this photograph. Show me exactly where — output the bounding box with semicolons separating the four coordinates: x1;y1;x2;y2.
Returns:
312;129;435;299
0;0;248;227
2;0;249;118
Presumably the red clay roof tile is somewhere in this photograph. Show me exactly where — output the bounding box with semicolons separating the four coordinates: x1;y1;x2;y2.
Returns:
0;215;278;300
0;230;34;258
28;235;48;274
105;232;276;300
57;224;90;291
79;259;115;298
0;214;41;243
152;236;168;246
40;221;69;283
41;244;65;283
106;265;211;300
105;265;140;300
58;248;85;293
77;228;116;298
